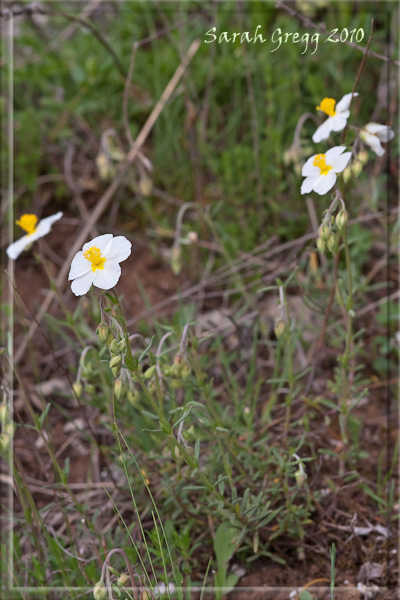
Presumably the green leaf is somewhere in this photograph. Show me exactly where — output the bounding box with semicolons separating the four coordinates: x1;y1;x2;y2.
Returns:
299;592;314;600
214;523;240;568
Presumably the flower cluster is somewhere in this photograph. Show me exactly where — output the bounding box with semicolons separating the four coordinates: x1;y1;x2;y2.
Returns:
300;92;395;197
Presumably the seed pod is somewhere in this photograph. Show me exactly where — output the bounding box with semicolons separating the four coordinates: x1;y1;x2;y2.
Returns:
335;209;349;231
96;323;110;345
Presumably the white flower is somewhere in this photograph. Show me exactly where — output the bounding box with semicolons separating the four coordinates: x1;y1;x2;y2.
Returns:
360;123;395;156
312;93;359;143
68;234;132;296
6;212;63;260
301;146;352;195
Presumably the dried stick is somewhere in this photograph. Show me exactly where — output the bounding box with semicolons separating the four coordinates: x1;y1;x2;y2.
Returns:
13;39;201;365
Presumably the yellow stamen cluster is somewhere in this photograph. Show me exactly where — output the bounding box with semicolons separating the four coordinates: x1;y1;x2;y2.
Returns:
16;214;38;235
83;246;106;271
313;154;332;176
316;97;336;117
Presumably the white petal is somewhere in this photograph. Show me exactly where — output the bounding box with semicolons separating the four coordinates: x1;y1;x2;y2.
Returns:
330;114;348;132
92;262;121;290
325;146;346;161
34;212;63;238
82;234;113;254
336;92;358;113
6;234;31;260
71;271;95;296
68;251;92;280
312;119;333;143
364;123;386;135
313;172;337;195
331;152;352;173
376;128;395;143
104;236;132;263
302;155;320;176
301;175;317;195
362;132;384;156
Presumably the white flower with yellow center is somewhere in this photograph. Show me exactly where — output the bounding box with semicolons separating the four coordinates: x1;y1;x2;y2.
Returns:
359;123;395;156
68;234;132;296
6;212;63;260
301;146;351;195
312;93;358;143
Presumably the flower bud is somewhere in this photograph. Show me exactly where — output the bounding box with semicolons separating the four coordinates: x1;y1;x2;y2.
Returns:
112;366;121;378
127;389;140;406
93;581;107;600
0;433;10;454
144;365;156;379
274;320;286;339
187;231;198;244
117;339;126;353
351;160;363;178
114;378;123;400
342;166;352;183
171;244;182;276
110;355;122;371
109;339;119;355
316;237;326;254
139;172;153;197
0;403;9;424
335;209;349;231
327;233;338;254
357;149;369;165
117;573;129;587
96;323;110;345
180;362;192;379
295;468;307;488
318;223;330;241
4;422;15;437
96;152;115;181
72;381;82;399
